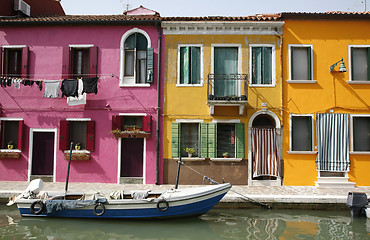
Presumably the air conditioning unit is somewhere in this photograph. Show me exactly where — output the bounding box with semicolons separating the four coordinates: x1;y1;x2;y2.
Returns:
14;0;31;17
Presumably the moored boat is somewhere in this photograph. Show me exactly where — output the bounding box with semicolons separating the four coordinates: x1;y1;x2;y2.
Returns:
11;179;231;219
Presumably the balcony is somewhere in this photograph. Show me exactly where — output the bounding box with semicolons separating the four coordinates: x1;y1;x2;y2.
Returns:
207;74;248;115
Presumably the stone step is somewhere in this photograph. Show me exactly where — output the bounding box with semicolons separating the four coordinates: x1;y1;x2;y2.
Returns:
315;180;356;189
316;177;350;183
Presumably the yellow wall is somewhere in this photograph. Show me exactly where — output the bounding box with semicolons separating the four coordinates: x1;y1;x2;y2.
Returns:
282;20;370;186
163;32;283;163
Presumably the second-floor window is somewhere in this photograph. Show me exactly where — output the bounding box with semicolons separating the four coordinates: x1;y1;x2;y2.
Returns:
289;45;313;81
1;46;28;78
62;45;98;79
250;45;273;85
178;45;202;85
350;46;370;81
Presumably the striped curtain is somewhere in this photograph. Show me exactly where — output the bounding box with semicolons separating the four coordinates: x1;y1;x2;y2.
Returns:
251;128;280;178
316;113;350;172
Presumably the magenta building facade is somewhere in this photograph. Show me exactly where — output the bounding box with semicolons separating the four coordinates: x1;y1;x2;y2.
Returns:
0;9;164;184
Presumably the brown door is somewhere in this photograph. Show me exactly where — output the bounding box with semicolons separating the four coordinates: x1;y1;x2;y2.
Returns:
121;138;143;177
32;132;54;175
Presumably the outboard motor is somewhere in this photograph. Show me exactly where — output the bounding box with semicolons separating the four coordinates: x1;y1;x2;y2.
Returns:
7;179;44;206
347;192;368;217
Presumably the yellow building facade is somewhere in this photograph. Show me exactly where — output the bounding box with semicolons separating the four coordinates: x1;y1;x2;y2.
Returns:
162;17;284;185
282;13;370;186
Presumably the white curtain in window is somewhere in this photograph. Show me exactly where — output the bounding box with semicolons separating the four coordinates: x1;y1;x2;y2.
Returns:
251;128;280;177
352;48;368;80
292;47;308;80
316;113;350;172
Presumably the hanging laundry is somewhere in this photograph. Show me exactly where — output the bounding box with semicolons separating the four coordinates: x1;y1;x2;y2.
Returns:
44;80;61;98
67;79;86;106
13;78;22;89
60;79;78;98
35;81;43;91
82;77;99;94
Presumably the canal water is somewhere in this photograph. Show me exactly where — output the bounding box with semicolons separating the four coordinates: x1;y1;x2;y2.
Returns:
1;205;369;239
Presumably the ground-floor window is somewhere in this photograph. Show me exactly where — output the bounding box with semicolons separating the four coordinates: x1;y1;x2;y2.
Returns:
352;116;370;152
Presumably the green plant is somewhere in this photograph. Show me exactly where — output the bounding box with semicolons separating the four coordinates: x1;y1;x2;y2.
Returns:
222;152;229;157
185;148;195;154
75;142;81;150
111;128;121;134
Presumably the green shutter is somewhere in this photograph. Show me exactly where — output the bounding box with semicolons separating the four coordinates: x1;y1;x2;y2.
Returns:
235;123;245;158
307;47;312;80
146;47;154;83
199;123;208;158
208;123;217;158
171;123;180;158
367;48;370;81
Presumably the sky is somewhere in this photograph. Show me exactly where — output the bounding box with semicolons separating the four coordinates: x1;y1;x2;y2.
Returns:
60;0;368;16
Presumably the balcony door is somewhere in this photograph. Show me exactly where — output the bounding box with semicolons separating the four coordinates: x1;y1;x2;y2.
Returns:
214;47;238;97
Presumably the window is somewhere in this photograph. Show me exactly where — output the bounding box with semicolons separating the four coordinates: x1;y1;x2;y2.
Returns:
171;122;244;159
350;46;370;81
62;45;98;79
111;115;152;139
120;30;154;86
0;119;24;150
352;116;370;152
178;45;202;85
1;46;28;78
59;119;95;151
250;45;273;85
289;45;313;80
290;115;313;151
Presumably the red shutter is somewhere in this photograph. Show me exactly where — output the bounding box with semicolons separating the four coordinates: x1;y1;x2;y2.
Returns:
21;47;28;79
0;48;3;76
0;121;3;148
17;120;24;150
89;46;98;78
142;116;151;132
112;115;123;131
86;121;95;152
62;47;71;79
59;120;70;151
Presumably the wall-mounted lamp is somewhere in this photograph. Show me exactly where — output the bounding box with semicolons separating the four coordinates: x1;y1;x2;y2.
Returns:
330;58;347;73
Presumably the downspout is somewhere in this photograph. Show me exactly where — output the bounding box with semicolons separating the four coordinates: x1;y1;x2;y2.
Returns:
155;20;162;185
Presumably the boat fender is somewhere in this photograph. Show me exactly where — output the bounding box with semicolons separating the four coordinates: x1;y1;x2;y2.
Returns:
93;203;105;216
157;199;169;212
30;201;45;215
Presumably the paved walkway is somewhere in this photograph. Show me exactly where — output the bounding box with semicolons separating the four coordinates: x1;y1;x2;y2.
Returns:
1;181;370;209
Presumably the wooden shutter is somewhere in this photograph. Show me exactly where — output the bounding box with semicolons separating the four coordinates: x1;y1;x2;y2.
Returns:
142;116;151;132
367;48;370;81
208;123;217;158
86;121;95;151
0;48;3;76
0;121;3;148
21;47;29;79
307;47;312;80
171;123;180;158
17;120;24;150
146;47;154;83
62;47;71;79
112;115;123;131
235;123;245;158
89;46;98;78
59;120;70;151
199;123;208;158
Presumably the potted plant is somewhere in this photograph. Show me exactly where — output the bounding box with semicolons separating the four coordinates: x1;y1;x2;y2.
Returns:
75;142;81;151
223;152;229;158
7;141;14;150
185;148;195;158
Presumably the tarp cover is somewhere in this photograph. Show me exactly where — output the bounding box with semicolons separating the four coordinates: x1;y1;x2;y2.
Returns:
45;198;106;214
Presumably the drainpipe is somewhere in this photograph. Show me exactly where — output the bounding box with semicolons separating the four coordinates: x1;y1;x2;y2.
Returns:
155;21;162;185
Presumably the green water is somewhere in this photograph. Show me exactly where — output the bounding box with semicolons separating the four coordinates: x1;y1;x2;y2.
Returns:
0;205;369;239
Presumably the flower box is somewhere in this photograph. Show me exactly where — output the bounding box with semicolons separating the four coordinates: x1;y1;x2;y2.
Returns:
64;152;91;161
112;130;151;139
0;152;21;159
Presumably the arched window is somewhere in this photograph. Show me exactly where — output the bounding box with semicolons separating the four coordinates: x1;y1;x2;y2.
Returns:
120;29;153;86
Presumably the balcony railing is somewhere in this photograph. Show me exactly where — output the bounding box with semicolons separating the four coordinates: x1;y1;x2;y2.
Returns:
207;74;248;101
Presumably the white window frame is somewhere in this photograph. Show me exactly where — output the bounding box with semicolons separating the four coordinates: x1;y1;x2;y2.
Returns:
0;117;23;153
350;114;370;154
287;44;316;83
288;114;316;154
249;44;276;87
64;118;91;154
119;28;151;87
348;45;370;83
177;44;203;87
211;44;242;95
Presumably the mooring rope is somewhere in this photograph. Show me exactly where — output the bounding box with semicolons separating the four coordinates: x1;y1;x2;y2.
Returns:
179;160;272;209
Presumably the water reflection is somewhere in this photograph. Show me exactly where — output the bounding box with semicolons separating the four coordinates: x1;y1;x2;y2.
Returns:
1;205;369;239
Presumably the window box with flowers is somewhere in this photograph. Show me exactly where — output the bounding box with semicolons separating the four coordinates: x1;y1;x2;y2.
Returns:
111;115;152;138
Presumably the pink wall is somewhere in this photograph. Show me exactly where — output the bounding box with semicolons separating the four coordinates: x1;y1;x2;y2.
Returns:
0;24;163;184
